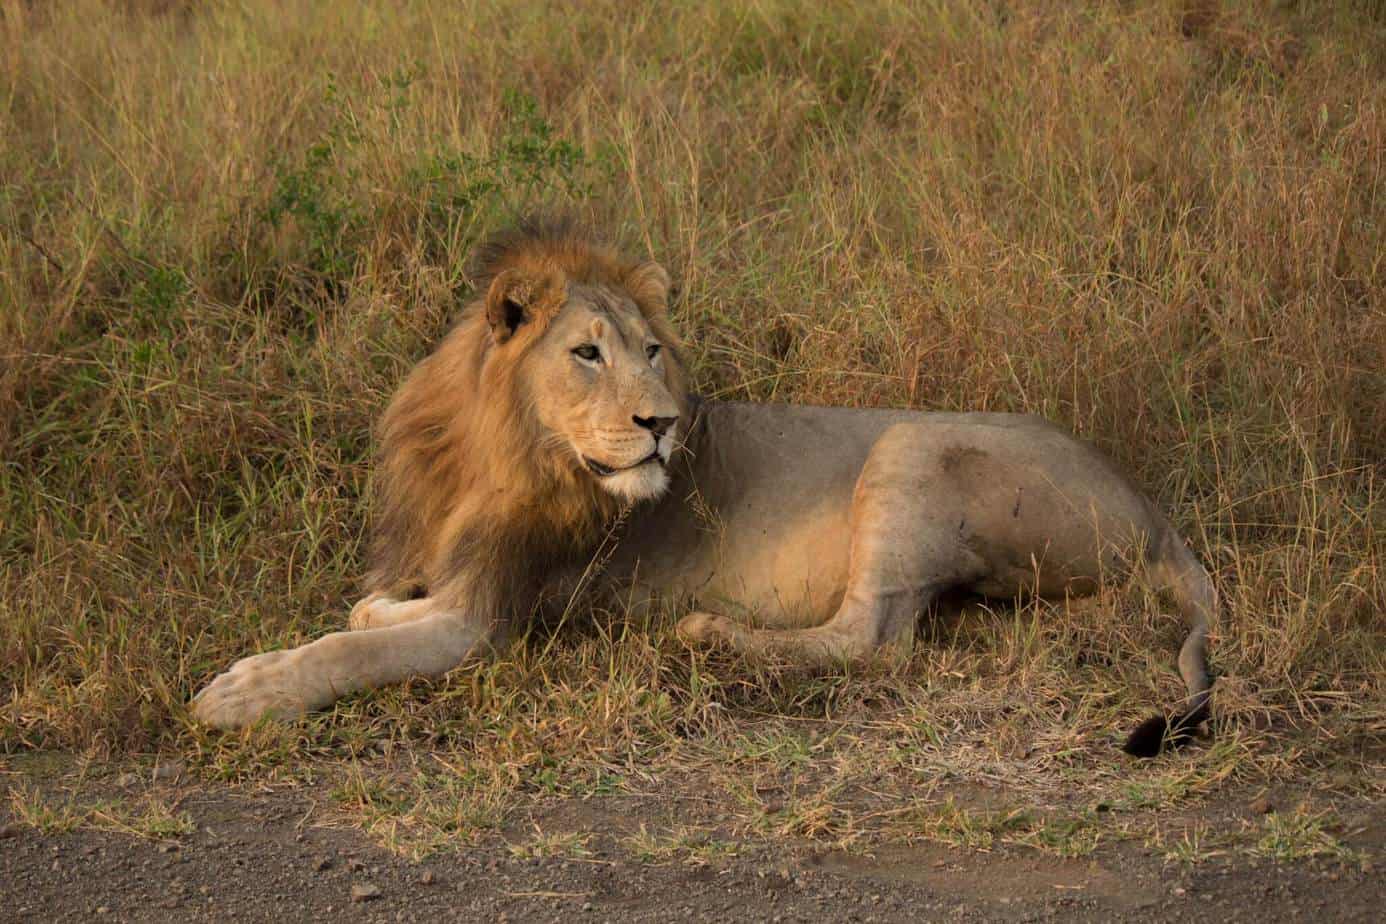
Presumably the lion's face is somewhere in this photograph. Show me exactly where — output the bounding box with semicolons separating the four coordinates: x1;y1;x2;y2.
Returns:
528;285;682;502
487;264;684;504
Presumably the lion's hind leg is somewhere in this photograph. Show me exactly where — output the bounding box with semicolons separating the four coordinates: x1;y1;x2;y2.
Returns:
679;424;985;666
676;606;915;665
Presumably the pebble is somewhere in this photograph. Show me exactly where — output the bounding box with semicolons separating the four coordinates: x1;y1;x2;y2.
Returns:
419;869;435;885
351;883;382;903
153;761;185;783
0;823;20;840
1249;797;1274;815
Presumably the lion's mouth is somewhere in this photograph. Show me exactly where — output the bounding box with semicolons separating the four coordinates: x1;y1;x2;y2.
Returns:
584;450;663;477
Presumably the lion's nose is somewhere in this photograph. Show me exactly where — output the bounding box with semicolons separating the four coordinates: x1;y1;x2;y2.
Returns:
633;414;678;438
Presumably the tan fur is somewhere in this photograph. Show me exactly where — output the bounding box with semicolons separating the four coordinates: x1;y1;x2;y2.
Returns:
193;224;1213;755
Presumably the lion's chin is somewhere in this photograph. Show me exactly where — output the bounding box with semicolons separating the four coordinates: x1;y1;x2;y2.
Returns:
596;463;670;503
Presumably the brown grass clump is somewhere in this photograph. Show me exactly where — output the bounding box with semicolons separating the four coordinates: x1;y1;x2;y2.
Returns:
1;0;1383;853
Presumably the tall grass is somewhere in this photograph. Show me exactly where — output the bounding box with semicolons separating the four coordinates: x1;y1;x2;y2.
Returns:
1;0;1382;796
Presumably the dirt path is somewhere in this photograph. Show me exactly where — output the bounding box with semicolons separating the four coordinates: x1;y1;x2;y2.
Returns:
2;783;1379;923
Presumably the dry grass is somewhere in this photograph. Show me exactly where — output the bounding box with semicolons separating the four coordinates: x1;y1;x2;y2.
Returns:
2;0;1384;859
7;780;193;841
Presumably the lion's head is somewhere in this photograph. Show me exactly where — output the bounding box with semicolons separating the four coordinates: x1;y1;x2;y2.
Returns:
368;221;691;594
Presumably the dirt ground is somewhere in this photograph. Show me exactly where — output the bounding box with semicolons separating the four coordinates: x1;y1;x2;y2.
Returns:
1;769;1379;924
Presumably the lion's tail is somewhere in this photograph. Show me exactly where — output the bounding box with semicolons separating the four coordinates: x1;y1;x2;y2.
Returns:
1122;525;1215;758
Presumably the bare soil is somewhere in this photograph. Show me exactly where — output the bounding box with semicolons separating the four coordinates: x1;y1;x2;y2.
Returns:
1;776;1379;923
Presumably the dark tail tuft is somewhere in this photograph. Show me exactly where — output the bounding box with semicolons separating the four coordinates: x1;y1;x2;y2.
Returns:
1122;714;1170;757
1122;697;1210;758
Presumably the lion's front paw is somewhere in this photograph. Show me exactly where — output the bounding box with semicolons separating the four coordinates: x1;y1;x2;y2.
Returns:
348;592;390;631
676;611;744;647
191;650;311;730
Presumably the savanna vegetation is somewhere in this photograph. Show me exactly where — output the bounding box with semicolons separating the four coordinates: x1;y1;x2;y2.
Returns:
1;0;1383;861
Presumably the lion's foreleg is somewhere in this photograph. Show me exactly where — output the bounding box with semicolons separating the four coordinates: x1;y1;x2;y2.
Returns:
191;608;491;730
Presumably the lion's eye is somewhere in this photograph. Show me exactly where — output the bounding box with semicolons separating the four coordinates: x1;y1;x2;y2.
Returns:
572;344;600;362
646;344;661;362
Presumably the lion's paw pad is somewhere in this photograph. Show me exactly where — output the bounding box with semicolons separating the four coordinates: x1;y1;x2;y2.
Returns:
191;650;308;730
676;612;740;646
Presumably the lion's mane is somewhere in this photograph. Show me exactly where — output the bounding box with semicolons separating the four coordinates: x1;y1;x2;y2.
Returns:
365;219;688;616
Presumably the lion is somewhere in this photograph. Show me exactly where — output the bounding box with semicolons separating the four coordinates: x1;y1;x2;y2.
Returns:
192;220;1213;757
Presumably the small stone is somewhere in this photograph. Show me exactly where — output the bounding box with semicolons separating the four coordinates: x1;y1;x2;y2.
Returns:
1173;887;1187;898
419;869;435;885
0;823;20;839
96;907;110;915
315;857;333;872
351;883;382;903
158;843;179;854
347;858;366;872
152;761;184;783
1249;797;1274;815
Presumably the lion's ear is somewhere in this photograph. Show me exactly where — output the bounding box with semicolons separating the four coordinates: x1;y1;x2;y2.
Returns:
485;268;566;343
624;260;671;317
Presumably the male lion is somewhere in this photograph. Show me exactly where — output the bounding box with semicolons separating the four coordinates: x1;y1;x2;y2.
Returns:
193;221;1213;757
